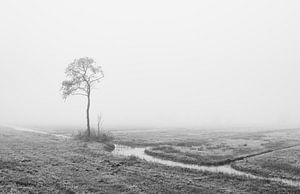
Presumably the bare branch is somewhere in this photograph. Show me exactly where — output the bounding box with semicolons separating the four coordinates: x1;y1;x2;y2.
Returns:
72;93;88;96
90;75;104;83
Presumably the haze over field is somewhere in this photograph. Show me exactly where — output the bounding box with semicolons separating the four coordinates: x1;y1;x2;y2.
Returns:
0;0;300;130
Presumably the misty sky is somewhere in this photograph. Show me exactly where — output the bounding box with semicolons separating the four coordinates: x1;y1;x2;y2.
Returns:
0;1;300;130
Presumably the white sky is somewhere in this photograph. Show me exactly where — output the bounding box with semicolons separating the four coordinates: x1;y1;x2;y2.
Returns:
0;0;300;130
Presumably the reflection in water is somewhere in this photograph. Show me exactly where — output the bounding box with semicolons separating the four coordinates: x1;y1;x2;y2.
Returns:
113;144;300;187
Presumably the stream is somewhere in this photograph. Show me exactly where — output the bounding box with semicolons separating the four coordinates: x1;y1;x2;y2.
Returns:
113;144;300;187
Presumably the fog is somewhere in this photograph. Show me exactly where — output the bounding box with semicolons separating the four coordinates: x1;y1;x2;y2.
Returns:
0;0;300;131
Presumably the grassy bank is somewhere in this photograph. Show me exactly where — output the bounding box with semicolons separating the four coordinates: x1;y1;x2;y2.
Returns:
0;126;299;193
144;146;236;166
232;145;300;181
113;128;300;168
144;144;300;166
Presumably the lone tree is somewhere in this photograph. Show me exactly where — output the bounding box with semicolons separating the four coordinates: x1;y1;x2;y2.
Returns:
61;57;104;137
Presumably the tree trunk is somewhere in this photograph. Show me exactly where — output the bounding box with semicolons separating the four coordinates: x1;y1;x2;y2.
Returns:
86;93;91;137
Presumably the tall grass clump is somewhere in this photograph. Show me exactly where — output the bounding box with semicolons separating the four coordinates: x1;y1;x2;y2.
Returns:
75;128;114;142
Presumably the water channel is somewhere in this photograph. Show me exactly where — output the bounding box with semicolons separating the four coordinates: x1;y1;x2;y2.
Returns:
113;144;300;187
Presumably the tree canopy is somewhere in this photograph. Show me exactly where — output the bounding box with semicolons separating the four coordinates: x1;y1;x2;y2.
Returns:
61;57;104;99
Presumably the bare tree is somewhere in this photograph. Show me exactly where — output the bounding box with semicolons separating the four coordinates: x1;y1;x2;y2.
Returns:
61;57;104;137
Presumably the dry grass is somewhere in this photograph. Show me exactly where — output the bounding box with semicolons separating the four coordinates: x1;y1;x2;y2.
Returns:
113;128;300;168
232;145;300;181
74;128;114;142
0;126;300;193
145;145;234;166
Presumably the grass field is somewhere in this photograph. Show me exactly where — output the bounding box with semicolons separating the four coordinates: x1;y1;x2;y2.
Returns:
113;128;300;166
1;126;300;193
232;145;300;181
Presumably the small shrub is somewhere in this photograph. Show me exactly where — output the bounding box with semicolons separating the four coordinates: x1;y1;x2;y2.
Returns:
74;129;114;142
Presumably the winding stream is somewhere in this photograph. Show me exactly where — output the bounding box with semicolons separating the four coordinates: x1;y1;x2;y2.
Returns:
113;144;300;187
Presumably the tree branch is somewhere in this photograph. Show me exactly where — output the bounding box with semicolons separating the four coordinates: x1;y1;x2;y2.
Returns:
72;93;88;96
90;75;104;83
